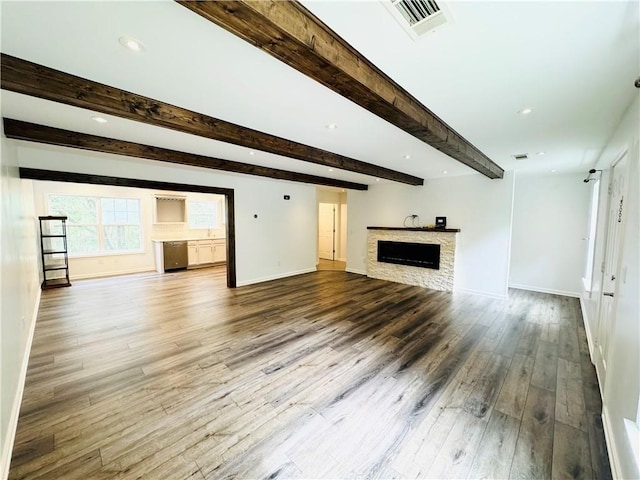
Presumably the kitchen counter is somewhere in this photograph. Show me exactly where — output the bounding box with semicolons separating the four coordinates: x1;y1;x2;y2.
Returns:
153;237;226;273
152;237;226;242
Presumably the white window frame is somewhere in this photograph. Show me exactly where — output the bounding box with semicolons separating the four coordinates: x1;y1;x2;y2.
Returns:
187;198;225;230
48;194;144;257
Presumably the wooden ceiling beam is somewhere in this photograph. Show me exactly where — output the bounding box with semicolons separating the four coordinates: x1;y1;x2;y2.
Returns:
0;53;422;186
2;118;369;191
177;0;504;180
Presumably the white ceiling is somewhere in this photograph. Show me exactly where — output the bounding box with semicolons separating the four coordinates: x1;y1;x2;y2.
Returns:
1;0;638;188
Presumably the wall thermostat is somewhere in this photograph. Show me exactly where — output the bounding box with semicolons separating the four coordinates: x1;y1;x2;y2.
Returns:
435;216;447;228
284;195;290;200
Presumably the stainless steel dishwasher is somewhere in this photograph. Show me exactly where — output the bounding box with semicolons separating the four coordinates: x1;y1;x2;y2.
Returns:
163;241;188;271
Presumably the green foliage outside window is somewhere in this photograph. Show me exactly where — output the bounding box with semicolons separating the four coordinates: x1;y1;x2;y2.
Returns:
49;195;141;255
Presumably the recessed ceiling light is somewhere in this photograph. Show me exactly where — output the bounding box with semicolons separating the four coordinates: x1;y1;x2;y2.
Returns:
536;151;545;156
248;151;255;156
91;116;108;124
328;168;334;172
375;178;380;182
325;123;338;130
442;170;448;174
551;169;556;173
119;36;144;52
403;154;411;159
518;108;532;115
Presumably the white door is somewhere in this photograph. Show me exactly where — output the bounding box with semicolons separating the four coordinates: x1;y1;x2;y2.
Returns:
318;203;336;260
597;151;628;381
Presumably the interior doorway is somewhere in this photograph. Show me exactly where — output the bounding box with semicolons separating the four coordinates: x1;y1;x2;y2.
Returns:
317;189;347;271
20;167;237;288
596;150;629;385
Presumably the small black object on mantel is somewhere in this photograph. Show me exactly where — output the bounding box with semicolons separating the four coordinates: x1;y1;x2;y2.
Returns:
435;216;447;229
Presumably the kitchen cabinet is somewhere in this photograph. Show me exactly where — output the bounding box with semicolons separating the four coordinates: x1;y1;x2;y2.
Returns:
213;240;226;263
188;243;198;266
198;241;215;264
188;239;226;267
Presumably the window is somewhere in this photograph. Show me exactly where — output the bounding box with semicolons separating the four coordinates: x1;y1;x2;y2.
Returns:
49;195;142;255
188;199;223;229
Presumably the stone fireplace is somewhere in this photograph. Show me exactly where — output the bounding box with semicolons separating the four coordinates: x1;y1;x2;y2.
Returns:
367;227;460;292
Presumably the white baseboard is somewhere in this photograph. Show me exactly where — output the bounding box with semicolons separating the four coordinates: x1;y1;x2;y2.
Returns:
1;288;41;480
623;418;640;478
582;277;593;297
236;267;317;287
579;295;596;361
70;267;155;281
602;405;623;479
509;283;580;298
345;268;366;276
454;287;508;300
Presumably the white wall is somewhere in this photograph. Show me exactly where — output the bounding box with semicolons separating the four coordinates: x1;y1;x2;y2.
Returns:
0;136;41;476
582;95;640;479
16;143;318;287
347;171;515;298
510;171;590;296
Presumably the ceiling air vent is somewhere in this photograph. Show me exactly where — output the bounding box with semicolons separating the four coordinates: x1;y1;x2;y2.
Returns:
512;153;529;161
382;0;453;40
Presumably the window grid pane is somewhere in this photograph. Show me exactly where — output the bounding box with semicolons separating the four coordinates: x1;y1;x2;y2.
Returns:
189;201;219;228
67;225;100;254
103;225;141;251
50;195;141;255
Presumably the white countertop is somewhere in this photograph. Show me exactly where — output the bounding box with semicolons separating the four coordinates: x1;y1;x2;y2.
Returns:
152;237;226;243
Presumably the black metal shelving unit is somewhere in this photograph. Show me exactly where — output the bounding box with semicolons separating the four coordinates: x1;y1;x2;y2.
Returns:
39;216;71;289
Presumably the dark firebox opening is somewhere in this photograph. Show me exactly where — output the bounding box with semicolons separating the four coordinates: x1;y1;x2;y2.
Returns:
377;241;440;270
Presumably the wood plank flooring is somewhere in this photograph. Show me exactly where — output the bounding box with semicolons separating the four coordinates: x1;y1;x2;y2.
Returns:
316;259;346;271
9;268;611;479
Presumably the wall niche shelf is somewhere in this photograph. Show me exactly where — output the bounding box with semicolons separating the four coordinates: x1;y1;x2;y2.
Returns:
154;195;186;224
39;216;71;289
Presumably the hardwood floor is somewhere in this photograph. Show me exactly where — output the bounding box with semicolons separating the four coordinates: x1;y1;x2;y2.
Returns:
9;268;610;479
316;259;346;271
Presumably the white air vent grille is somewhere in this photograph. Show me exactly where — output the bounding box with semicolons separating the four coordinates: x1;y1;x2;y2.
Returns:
383;0;452;40
512;153;529;161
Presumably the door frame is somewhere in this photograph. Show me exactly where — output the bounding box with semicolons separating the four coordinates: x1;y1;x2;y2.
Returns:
595;149;629;379
19;167;237;288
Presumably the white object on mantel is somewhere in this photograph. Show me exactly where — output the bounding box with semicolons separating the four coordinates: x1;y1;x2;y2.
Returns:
367;228;458;292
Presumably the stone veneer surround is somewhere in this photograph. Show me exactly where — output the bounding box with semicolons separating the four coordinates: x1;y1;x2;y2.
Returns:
367;227;459;292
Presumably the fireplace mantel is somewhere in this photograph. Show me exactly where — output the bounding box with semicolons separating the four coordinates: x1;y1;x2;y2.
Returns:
367;226;461;233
